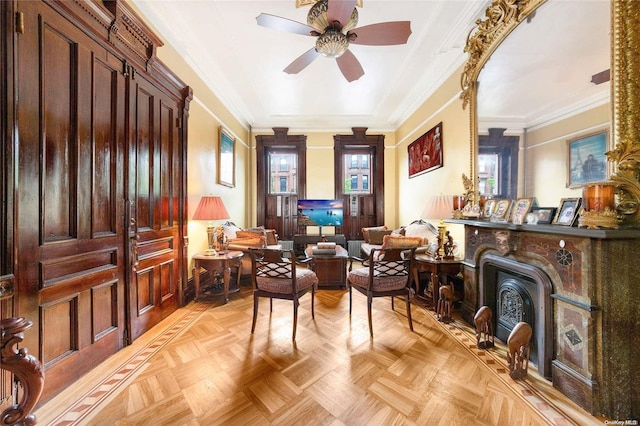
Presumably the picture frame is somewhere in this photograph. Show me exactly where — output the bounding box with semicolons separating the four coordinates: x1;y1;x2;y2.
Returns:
552;198;582;226
483;199;497;218
408;122;443;178
511;198;535;224
490;199;512;223
567;130;608;188
530;207;557;224
218;127;236;187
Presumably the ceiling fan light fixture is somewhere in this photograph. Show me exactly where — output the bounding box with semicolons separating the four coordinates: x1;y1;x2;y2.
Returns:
307;0;358;32
316;28;349;58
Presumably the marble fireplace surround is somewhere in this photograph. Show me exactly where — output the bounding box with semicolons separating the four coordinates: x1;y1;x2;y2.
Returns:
449;219;640;418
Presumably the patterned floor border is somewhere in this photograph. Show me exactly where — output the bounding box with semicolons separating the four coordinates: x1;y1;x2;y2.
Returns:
46;302;210;426
429;310;595;426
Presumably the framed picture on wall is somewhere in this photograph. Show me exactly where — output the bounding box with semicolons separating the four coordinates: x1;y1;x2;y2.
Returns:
567;130;608;188
408;122;443;178
218;127;235;187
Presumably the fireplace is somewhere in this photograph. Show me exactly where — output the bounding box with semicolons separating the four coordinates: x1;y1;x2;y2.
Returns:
479;254;554;378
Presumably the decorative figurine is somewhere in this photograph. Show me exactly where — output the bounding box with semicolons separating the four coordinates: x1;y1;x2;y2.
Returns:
436;284;454;323
474;306;494;349
507;322;533;379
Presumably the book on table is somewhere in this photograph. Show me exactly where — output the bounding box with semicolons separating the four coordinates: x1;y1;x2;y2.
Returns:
316;242;336;250
312;245;336;255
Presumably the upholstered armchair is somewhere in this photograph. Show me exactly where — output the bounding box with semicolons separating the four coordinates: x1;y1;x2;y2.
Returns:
249;248;318;340
347;247;417;337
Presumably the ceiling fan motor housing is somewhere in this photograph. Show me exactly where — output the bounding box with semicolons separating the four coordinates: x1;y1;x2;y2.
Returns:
307;0;359;32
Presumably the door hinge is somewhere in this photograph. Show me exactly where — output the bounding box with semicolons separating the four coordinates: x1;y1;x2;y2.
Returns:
123;328;129;346
16;11;24;34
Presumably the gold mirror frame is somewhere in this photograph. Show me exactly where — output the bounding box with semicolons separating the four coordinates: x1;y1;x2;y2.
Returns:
461;0;640;227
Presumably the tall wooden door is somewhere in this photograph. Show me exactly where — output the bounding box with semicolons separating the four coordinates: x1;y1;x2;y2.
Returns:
12;0;188;401
14;1;127;401
126;71;183;342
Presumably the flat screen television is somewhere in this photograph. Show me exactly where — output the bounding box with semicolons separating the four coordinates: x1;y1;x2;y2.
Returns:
297;199;344;227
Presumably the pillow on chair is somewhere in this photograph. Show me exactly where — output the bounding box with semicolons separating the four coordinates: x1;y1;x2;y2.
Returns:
368;229;393;245
228;236;266;248
362;225;387;243
237;229;267;240
380;235;423;249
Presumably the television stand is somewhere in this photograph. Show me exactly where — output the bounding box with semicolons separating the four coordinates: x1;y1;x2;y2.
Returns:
293;234;346;258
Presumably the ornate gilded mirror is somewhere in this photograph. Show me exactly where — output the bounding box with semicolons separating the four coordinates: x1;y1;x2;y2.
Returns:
461;0;640;228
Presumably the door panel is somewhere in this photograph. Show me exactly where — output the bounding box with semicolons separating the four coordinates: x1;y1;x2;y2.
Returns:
127;73;181;341
16;1;126;401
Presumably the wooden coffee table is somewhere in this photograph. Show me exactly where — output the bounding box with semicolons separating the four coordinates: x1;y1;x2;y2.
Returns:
304;245;348;289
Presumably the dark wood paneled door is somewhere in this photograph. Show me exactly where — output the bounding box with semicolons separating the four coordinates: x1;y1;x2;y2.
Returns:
126;72;182;342
15;1;127;401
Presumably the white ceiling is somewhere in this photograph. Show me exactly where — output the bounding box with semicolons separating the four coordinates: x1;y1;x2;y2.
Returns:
130;0;610;133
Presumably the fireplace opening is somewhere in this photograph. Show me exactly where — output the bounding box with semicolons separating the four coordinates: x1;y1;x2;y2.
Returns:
480;254;553;378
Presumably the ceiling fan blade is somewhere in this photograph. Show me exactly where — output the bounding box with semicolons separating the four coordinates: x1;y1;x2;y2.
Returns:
336;50;364;82
328;0;358;30
349;21;412;45
284;48;321;74
256;13;318;36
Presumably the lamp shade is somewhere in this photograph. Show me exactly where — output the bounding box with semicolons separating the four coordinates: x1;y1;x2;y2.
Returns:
421;194;453;220
192;196;230;221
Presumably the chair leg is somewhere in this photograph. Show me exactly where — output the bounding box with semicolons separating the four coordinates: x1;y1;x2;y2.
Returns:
311;288;315;319
391;296;395;310
270;297;273;312
292;298;299;340
251;294;259;334
406;295;413;332
367;295;374;338
349;284;353;315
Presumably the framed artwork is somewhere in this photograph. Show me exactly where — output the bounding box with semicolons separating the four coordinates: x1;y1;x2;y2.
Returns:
511;198;535;223
530;207;557;224
567;130;608;188
483;199;497;218
553;198;582;226
218;127;235;187
490;199;512;222
408;122;443;178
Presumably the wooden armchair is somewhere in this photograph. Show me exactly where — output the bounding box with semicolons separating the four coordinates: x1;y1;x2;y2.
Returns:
347;247;416;337
249;249;318;340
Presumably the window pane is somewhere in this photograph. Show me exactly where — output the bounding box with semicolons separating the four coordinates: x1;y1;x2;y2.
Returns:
342;153;372;194
269;152;297;194
478;153;499;196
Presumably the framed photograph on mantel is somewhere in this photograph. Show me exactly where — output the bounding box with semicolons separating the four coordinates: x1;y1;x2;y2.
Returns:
552;198;581;226
567;130;608;188
218;127;235;187
408;122;443;178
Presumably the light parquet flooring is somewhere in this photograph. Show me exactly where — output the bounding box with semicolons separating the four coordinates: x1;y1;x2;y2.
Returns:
35;284;605;426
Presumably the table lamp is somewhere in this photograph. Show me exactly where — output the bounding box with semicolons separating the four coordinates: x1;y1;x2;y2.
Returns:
192;196;230;255
421;194;454;259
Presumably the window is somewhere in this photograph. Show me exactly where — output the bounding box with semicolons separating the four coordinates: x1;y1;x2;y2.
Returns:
268;152;297;194
342;153;372;194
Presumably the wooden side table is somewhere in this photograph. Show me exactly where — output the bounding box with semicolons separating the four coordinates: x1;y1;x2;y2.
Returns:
412;255;462;310
304;245;348;288
192;251;243;303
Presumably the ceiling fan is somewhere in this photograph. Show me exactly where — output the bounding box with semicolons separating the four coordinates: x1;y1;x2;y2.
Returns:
256;0;411;82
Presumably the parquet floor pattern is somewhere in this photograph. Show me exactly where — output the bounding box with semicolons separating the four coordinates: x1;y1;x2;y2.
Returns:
36;284;602;426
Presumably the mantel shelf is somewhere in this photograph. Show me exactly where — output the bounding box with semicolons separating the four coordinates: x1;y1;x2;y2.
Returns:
445;218;640;240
